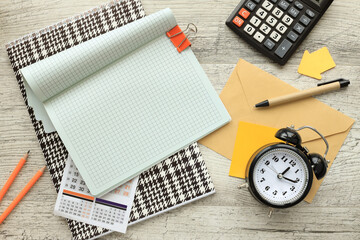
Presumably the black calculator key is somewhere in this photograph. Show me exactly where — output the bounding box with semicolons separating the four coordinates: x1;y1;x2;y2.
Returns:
294;1;304;10
275;39;293;58
294;23;305;34
306;9;315;18
253;0;261;3
300;15;311;26
278;0;290;10
288;7;299;18
287;31;299;42
264;39;276;50
245;1;257;11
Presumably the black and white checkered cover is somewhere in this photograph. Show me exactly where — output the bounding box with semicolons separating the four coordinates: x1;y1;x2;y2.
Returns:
130;142;215;222
5;1;215;239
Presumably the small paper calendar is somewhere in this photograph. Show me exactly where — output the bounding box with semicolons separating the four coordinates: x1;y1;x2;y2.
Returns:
54;157;138;233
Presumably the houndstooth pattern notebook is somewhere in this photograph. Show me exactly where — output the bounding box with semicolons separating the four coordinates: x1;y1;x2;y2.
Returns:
6;1;215;239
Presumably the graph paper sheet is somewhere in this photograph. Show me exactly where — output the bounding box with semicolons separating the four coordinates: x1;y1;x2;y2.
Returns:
21;8;230;197
54;157;138;233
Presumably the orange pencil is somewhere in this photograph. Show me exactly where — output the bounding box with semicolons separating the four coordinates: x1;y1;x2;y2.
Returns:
0;150;30;202
0;166;45;224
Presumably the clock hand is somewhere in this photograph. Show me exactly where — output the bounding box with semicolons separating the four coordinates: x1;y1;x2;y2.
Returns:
283;176;299;183
281;167;291;175
267;165;279;175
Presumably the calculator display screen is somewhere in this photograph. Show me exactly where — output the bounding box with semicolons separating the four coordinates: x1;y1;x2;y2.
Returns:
310;0;323;5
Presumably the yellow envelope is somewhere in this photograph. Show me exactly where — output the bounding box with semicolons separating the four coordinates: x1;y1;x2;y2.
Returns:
199;59;355;203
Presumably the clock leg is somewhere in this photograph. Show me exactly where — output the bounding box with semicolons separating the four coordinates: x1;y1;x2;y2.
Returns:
268;207;274;218
238;183;248;189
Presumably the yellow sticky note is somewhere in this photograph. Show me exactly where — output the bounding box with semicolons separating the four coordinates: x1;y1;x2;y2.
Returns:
229;122;279;179
298;47;336;80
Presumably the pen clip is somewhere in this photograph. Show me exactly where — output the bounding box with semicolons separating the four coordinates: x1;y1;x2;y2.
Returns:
317;78;350;88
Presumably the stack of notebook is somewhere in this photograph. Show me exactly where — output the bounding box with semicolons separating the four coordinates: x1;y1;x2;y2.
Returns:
6;0;230;239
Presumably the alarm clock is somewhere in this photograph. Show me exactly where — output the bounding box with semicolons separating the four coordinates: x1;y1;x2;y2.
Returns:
244;126;330;212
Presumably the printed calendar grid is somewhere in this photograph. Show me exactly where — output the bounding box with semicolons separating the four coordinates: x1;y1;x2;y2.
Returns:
54;157;138;233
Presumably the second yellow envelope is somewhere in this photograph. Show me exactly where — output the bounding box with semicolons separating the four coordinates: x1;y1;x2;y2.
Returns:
199;59;354;202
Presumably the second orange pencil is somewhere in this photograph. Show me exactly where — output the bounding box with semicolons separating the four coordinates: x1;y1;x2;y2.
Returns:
0;166;45;224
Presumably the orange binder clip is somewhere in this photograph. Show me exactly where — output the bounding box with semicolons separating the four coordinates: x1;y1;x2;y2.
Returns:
166;23;197;53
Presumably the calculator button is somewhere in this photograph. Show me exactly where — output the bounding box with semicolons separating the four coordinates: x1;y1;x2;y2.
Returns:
282;14;294;26
278;0;290;10
288;7;300;18
306;9;315;18
239;8;251;19
262;0;274;11
250;16;261;27
287;31;299;42
294;1;304;10
272;7;284;18
245;1;257;11
254;31;265;43
275;39;292;58
260;23;271;34
264;39;276;50
232;16;245;27
256;8;268;19
253;0;261;3
244;24;256;35
300;15;311;26
294;23;305;34
266;15;278;27
270;31;281;42
276;22;287;34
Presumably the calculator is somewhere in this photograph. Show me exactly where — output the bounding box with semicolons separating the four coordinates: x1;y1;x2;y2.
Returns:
226;0;333;65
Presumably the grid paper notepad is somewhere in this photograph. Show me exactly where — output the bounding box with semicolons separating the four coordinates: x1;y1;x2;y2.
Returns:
20;8;230;197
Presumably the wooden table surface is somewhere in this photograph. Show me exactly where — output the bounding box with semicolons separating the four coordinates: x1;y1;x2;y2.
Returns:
1;0;359;239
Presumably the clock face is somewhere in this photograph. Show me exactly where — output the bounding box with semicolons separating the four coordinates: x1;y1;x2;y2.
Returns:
249;146;312;207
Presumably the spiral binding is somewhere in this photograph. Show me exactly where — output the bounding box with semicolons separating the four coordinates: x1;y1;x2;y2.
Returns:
5;0;124;49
